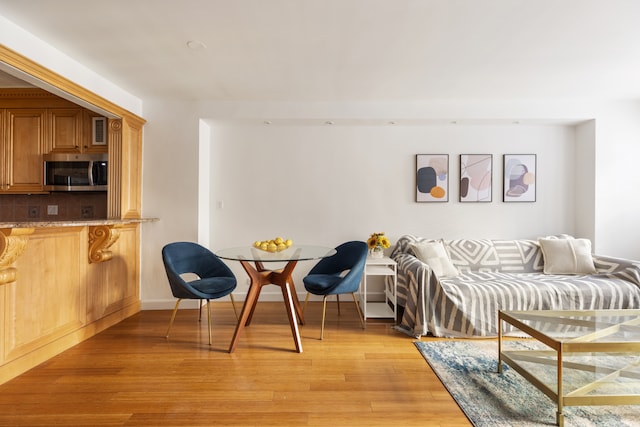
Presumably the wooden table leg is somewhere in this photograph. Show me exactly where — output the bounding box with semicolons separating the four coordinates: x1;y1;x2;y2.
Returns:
288;276;306;325
228;259;303;353
280;280;302;353
228;264;262;353
268;260;303;352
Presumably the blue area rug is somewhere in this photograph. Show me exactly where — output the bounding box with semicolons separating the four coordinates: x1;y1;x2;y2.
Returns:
415;340;640;427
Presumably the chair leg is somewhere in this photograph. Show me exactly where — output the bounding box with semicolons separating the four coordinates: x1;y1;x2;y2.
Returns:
303;292;311;315
166;299;182;339
206;299;212;345
198;299;203;321
230;294;239;321
336;294;341;316
321;296;328;340
351;292;365;329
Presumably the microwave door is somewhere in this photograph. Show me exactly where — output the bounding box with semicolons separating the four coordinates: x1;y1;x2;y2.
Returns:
92;161;108;186
44;155;108;192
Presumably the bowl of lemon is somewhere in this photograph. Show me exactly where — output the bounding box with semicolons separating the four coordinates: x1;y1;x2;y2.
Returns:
253;237;293;253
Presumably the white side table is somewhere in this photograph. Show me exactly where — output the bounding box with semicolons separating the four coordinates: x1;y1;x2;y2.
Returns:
359;255;397;322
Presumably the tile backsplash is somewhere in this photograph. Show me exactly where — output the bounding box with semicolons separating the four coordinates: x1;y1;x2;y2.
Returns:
0;192;107;222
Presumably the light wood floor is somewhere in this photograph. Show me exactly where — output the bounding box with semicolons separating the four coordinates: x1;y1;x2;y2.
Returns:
0;301;470;426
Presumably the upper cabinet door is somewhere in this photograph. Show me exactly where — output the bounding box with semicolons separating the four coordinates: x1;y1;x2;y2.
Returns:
2;108;47;193
48;108;83;154
82;110;108;153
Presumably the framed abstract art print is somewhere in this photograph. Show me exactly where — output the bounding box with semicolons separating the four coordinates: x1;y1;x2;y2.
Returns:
416;154;449;202
459;154;492;202
503;154;536;202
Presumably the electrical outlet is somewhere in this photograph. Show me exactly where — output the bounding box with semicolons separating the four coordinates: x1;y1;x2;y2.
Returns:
28;206;40;218
47;205;58;215
81;206;94;219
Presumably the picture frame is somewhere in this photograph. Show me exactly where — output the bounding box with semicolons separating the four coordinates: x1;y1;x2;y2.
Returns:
416;154;449;202
503;154;536;202
459;154;492;202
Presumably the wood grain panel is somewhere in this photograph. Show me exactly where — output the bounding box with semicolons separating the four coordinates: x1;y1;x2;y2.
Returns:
3;227;85;361
87;224;140;322
120;117;143;219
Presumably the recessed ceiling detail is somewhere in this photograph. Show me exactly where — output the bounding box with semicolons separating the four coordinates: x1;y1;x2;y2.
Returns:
186;40;207;51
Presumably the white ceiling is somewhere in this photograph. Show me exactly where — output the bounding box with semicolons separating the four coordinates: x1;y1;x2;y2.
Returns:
1;0;640;102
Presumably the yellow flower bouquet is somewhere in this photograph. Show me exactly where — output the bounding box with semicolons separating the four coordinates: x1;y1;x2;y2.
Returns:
367;232;391;258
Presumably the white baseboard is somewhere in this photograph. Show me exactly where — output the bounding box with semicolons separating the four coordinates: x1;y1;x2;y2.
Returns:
141;290;304;310
141;290;386;311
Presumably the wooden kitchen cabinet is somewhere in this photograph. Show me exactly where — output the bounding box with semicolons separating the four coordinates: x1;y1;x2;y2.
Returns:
0;90;110;194
48;109;107;154
47;108;83;153
0;108;108;194
0;108;47;193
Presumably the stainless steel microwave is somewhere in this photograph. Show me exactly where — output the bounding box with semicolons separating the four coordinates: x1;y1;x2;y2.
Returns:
44;153;108;192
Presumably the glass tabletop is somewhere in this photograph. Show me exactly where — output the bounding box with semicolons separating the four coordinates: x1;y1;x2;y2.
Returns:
215;245;336;263
500;309;640;344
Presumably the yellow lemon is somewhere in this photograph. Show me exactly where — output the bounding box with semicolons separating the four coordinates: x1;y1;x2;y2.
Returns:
275;237;284;244
277;243;287;251
285;239;293;247
260;242;268;250
267;242;277;252
253;241;262;248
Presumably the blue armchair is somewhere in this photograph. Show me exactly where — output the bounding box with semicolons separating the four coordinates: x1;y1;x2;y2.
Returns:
162;242;238;345
303;241;368;339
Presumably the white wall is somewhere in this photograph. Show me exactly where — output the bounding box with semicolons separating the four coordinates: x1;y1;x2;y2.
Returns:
138;99;202;307
210;122;577;242
592;101;640;257
574;120;596;241
205;121;576;300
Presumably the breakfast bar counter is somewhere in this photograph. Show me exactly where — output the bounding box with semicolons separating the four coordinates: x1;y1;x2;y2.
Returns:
0;218;157;385
0;217;157;228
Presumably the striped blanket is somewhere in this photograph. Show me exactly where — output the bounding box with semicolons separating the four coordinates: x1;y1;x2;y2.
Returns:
390;235;640;338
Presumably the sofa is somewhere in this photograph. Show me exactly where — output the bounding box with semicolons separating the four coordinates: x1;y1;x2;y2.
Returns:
389;234;640;338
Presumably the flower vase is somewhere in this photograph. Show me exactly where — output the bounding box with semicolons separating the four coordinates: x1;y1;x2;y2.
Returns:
370;246;384;259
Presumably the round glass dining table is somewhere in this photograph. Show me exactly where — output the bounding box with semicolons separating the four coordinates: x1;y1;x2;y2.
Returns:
216;245;336;353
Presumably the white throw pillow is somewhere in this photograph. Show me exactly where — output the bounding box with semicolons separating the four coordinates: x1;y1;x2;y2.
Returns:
539;238;597;274
410;240;459;278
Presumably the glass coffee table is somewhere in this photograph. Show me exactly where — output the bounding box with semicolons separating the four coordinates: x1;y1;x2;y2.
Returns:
498;309;640;427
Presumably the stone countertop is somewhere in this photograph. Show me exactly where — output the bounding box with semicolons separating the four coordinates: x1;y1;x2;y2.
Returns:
0;218;159;229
